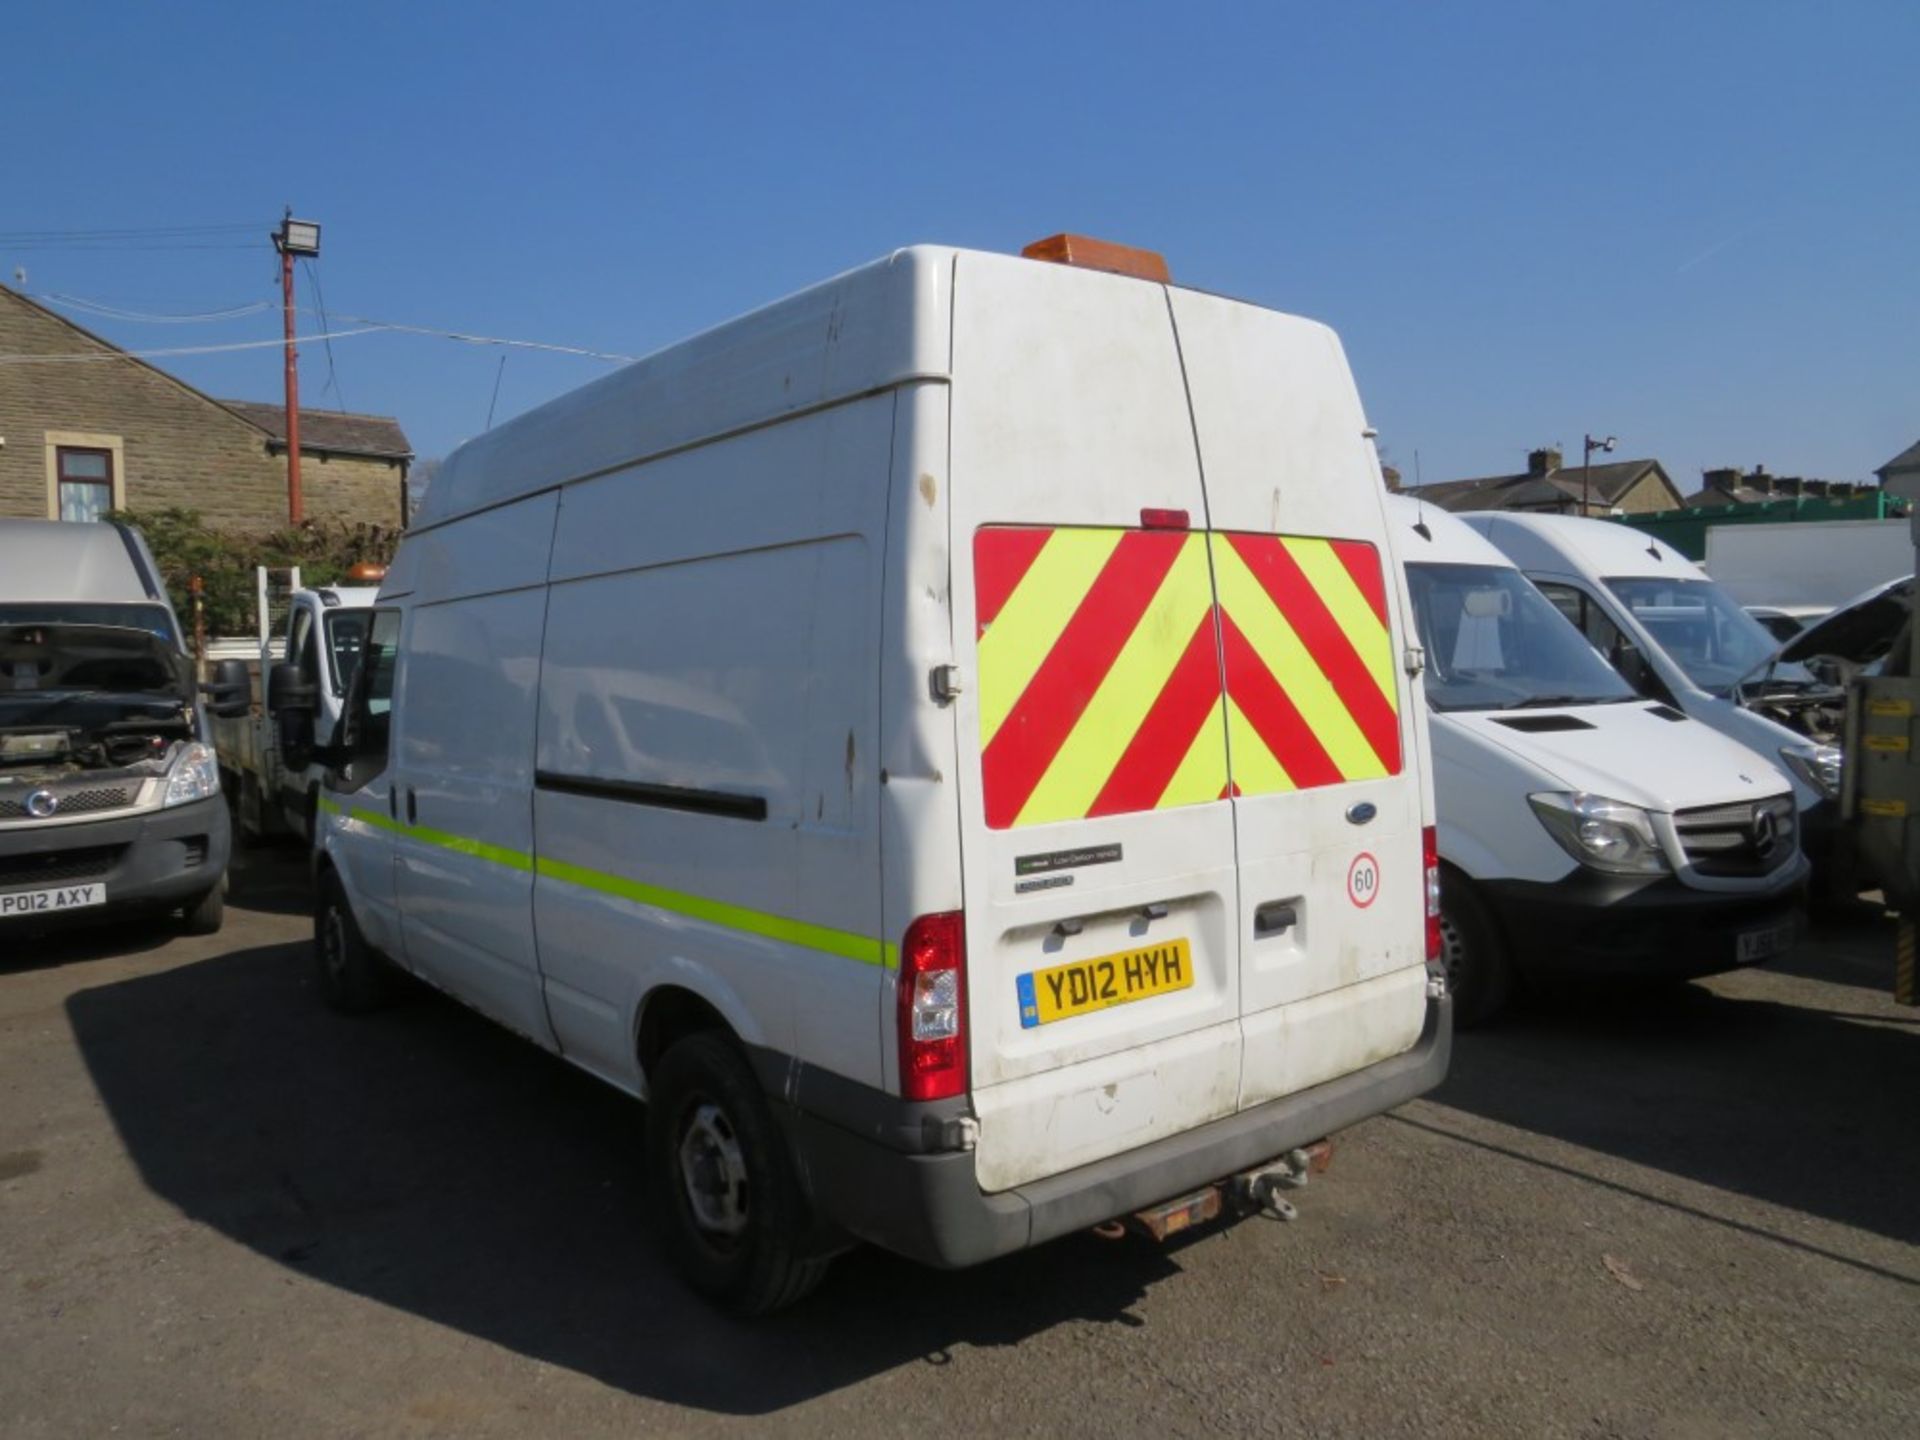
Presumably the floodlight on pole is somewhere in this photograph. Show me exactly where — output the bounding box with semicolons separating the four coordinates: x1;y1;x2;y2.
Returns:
270;209;320;522
1582;433;1617;516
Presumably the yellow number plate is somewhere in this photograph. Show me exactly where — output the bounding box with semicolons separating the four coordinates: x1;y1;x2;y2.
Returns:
1017;938;1194;1029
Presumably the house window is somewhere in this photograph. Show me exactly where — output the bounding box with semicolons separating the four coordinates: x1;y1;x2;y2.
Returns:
56;447;115;523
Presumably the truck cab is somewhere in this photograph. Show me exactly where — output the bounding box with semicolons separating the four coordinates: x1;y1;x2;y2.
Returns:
1461;511;1845;883
1;519;235;934
1390;500;1808;1022
214;577;377;843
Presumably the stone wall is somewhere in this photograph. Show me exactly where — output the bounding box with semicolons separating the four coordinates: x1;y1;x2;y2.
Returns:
0;289;406;532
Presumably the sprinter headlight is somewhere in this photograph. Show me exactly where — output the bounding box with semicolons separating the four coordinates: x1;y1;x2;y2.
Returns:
1528;792;1669;876
1780;743;1841;801
163;742;221;808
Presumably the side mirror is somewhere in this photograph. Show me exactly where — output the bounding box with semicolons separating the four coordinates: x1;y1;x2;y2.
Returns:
202;658;253;720
268;662;319;769
266;661;317;716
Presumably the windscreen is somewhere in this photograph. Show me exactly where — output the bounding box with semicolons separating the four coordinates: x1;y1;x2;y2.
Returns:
0;603;179;650
1604;576;1816;695
1406;562;1635;712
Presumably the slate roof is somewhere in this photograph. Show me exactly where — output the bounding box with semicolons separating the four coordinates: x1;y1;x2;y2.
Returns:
217;400;413;462
1411;459;1674;514
1877;440;1920;483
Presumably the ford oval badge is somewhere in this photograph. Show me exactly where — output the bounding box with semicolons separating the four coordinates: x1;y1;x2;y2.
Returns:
1345;801;1376;826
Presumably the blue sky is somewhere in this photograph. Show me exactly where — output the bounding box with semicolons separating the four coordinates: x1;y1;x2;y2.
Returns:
4;2;1914;488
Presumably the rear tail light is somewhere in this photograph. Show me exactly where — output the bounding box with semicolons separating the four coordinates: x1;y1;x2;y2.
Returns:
1422;825;1442;965
898;912;968;1101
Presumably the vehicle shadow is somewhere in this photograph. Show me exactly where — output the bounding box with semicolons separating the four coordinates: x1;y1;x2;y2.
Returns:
7;849;312;972
225;849;318;918
64;941;1182;1414
1435;963;1920;1251
5;920;176;971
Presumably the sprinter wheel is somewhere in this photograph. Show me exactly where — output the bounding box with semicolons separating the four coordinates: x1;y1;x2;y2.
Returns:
646;1031;830;1314
314;870;399;1015
678;1104;751;1238
1439;869;1513;1029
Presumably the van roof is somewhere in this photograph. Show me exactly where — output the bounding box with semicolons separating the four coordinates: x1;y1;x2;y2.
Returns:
1460;510;1701;581
1384;494;1513;568
0;519;159;604
411;246;959;531
410;244;1337;533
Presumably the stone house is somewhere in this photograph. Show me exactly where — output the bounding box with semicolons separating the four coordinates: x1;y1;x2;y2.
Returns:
0;283;410;531
1412;446;1682;517
1684;464;1882;508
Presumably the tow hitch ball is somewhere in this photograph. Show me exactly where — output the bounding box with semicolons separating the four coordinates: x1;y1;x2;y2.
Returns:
1233;1147;1317;1222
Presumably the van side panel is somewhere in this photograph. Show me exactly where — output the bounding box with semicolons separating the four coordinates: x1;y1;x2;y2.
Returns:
533;397;893;1094
876;380;963;1096
1164;292;1430;1107
391;586;553;1047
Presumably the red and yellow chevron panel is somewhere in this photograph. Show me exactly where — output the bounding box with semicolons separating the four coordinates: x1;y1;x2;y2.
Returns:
975;526;1401;829
1212;532;1401;796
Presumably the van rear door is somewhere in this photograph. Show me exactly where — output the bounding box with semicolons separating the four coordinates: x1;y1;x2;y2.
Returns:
1165;291;1431;1108
948;253;1243;1194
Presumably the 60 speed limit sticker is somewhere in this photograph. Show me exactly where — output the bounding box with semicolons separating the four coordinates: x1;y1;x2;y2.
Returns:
1346;852;1380;908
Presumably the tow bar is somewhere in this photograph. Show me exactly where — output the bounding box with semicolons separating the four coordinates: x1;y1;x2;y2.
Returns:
1107;1139;1335;1241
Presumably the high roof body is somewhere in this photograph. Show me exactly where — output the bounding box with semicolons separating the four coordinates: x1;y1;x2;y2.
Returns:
0;518;162;604
1460;510;1701;581
412;247;955;531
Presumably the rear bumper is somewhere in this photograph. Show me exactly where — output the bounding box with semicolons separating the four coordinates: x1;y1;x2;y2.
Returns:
778;993;1451;1269
1482;866;1807;981
0;797;229;924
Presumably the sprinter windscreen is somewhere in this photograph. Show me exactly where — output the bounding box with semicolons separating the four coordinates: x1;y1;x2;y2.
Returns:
1407;563;1635;712
1603;577;1816;696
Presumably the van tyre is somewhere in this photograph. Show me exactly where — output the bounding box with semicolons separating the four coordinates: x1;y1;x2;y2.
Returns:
646;1031;830;1315
181;877;226;936
1439;868;1513;1028
315;870;398;1015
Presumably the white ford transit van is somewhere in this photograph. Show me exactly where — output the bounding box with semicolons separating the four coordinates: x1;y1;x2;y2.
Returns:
1388;499;1807;1024
301;238;1450;1312
1461;512;1844;880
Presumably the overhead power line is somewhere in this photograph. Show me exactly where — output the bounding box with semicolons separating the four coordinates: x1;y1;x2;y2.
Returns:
0;327;387;365
0;223;258;239
18;289;640;365
39;293;273;324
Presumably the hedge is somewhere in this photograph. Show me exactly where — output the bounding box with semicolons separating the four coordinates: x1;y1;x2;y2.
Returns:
109;507;402;638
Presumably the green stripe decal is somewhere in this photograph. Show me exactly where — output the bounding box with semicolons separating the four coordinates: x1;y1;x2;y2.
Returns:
320;795;894;968
534;856;890;969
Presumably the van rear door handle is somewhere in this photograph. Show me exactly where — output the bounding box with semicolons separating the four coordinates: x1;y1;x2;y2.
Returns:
405;787;417;825
388;786;399;820
1254;901;1298;938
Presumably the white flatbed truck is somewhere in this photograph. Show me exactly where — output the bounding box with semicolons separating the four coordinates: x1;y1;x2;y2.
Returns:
209;565;379;842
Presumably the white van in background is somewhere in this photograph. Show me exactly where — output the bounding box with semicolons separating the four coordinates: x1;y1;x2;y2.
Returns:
1461;512;1845;883
1;520;238;934
1389;499;1807;1024
289;237;1451;1312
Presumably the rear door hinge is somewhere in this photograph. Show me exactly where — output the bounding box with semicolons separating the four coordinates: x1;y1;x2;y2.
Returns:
1403;645;1426;677
930;664;965;704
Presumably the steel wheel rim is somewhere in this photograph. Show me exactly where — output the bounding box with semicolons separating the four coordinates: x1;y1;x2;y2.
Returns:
677;1101;749;1239
1439;910;1470;993
321;907;348;983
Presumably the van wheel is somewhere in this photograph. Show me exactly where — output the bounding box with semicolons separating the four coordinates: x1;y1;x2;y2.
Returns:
1439;870;1513;1028
646;1031;830;1315
315;870;398;1014
181;878;226;936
